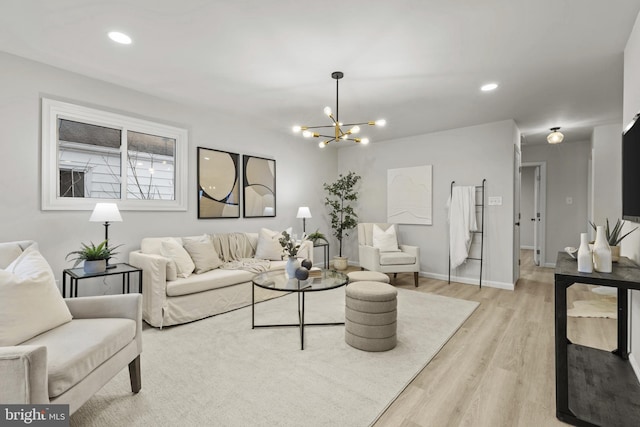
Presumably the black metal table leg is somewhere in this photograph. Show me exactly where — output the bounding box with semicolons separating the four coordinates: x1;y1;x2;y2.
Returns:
615;288;629;359
62;271;67;298
251;283;255;329
555;277;574;421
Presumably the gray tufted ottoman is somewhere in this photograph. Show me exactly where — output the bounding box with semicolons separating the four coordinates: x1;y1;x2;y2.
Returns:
347;270;390;283
345;281;398;351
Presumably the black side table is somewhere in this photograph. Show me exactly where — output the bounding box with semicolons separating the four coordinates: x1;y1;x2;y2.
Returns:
554;251;640;426
62;263;143;298
313;242;330;269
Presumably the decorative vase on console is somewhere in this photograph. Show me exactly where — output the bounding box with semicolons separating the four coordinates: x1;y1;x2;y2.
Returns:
285;257;300;279
593;225;612;273
577;233;593;273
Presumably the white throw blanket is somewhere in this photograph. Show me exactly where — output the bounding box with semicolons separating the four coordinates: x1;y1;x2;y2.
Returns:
448;186;478;269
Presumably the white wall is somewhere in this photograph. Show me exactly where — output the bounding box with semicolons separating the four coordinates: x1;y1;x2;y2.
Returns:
522;141;591;267
591;124;623;227
0;52;338;294
520;167;535;248
623;10;640;379
337;120;519;289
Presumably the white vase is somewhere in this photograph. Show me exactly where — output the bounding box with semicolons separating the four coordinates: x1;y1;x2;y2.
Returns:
577;233;593;273
593;226;612;273
285;258;300;279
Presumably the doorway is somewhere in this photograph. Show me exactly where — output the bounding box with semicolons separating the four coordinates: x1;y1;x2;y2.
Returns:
521;162;547;268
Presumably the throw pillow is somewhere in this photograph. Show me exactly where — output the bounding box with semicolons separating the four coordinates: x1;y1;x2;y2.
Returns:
183;238;223;274
160;239;195;278
255;227;292;260
0;242;23;269
0;246;73;346
372;224;401;252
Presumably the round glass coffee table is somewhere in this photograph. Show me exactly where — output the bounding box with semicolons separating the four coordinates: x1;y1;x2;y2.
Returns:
251;269;348;350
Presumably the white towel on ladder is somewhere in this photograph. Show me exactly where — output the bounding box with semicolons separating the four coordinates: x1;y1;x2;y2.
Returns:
448;186;478;269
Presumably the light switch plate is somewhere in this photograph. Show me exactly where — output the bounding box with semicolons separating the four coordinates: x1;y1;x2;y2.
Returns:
488;196;502;206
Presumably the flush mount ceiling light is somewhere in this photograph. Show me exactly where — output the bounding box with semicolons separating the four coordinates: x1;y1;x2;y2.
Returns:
547;127;564;144
292;71;386;148
108;31;132;45
481;83;498;92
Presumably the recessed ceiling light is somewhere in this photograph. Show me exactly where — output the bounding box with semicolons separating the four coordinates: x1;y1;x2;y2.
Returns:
481;83;498;92
108;31;132;45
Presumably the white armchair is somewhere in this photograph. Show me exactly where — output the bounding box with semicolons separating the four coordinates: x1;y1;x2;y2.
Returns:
0;240;142;415
357;223;420;287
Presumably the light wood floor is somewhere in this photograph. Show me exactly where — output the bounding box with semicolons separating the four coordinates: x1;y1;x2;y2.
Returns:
369;250;616;427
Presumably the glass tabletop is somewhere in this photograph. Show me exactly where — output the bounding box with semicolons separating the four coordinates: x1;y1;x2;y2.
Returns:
63;263;141;279
252;269;348;292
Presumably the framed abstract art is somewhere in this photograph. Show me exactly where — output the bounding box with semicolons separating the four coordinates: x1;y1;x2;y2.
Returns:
197;147;240;218
242;155;276;217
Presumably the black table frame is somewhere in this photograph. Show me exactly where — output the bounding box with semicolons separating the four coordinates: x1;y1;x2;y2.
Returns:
62;263;143;298
313;242;330;269
251;270;347;350
554;252;640;426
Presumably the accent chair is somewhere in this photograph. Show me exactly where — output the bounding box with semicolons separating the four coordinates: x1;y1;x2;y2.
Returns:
357;223;420;287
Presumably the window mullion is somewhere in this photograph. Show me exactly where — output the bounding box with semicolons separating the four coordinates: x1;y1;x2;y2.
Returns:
121;128;128;201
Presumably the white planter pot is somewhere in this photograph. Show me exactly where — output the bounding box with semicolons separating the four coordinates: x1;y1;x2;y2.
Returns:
333;256;348;271
84;259;106;274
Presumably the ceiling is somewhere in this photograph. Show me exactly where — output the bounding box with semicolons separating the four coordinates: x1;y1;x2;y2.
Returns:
1;0;640;146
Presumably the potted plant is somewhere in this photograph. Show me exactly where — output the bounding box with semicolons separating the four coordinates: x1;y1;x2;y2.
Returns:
306;229;328;244
66;240;121;273
323;171;361;270
589;218;638;262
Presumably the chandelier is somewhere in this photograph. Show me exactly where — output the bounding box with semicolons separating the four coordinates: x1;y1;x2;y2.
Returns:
292;71;386;148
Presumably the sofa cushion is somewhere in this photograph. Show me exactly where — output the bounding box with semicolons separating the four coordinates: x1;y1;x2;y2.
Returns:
373;224;401;252
183;236;223;274
255;228;291;261
0;242;23;269
21;318;136;398
161;239;195;278
0;246;73;346
166;269;255;297
379;251;416;266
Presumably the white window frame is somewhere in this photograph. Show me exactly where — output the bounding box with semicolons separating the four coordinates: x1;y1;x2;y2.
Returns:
42;98;188;211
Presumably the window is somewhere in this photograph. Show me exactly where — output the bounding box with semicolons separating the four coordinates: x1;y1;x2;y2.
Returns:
42;99;188;210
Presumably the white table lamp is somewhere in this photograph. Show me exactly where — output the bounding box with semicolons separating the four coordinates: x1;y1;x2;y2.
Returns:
89;202;122;268
296;206;312;233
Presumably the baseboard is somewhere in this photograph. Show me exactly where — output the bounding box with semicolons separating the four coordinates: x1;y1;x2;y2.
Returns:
543;262;556;268
630;352;640;383
520;245;534;250
421;271;515;291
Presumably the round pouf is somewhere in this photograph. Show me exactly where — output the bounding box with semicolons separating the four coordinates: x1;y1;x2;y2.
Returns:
345;281;397;352
347;271;390;284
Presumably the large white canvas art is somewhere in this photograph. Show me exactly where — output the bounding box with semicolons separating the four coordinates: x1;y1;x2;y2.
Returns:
387;165;432;225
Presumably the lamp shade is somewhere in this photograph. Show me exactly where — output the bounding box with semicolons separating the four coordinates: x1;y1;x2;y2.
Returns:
296;207;312;219
547;128;564;144
89;203;122;222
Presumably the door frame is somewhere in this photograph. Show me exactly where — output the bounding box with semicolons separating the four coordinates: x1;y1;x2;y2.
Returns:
522;161;547;267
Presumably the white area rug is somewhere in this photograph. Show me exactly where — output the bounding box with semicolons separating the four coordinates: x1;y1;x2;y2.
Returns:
71;288;478;426
568;299;617;319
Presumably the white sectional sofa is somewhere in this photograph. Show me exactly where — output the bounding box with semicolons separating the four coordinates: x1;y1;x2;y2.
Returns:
129;231;313;328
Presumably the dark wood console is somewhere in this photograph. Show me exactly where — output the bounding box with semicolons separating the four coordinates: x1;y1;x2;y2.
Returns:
555;252;640;426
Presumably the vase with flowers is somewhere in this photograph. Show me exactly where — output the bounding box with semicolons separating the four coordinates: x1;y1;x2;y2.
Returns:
589;218;638;262
279;230;302;278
